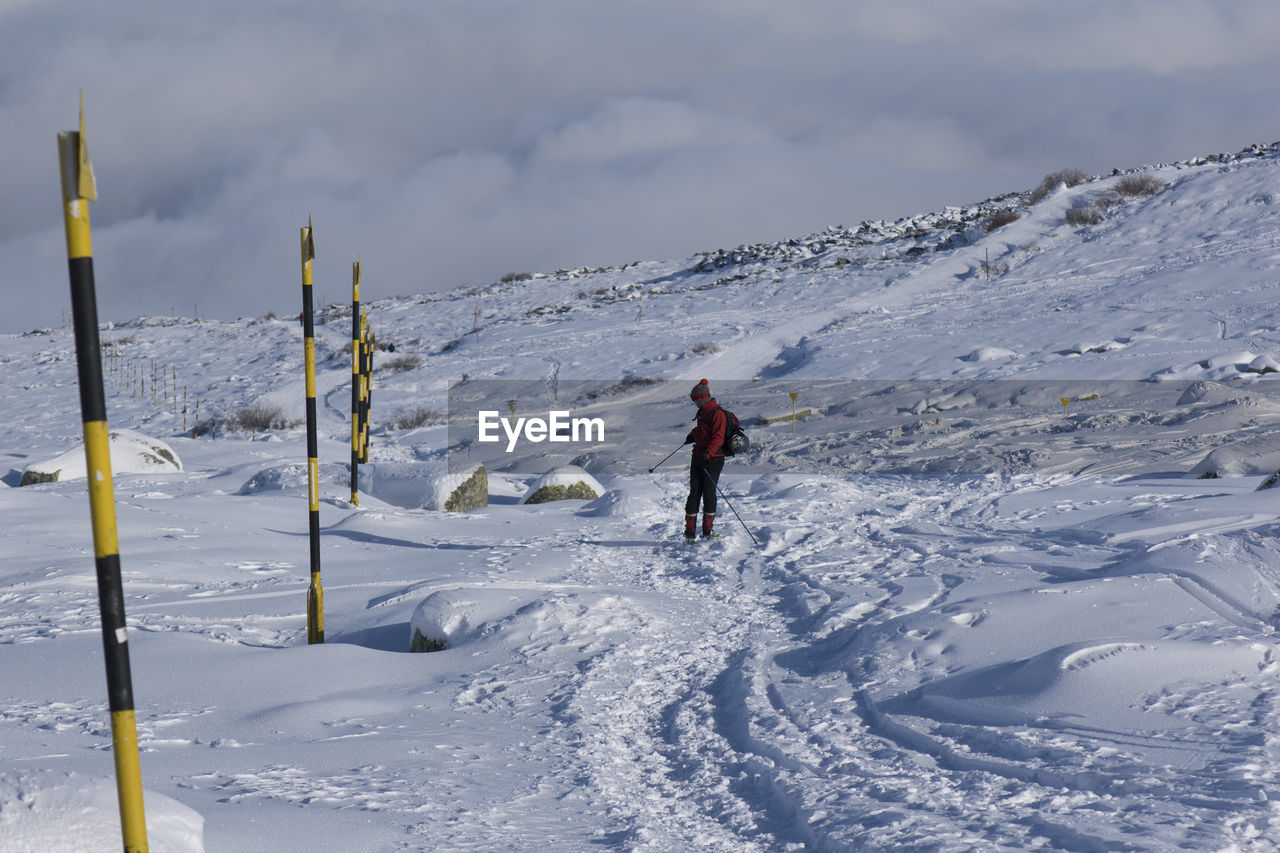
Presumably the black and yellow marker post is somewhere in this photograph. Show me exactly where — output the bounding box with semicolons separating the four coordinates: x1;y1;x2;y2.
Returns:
58;95;150;853
301;220;324;644
359;309;372;464
364;332;372;464
350;259;361;505
366;310;373;460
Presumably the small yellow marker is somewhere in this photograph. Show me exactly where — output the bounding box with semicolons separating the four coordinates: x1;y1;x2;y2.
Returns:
1060;397;1071;412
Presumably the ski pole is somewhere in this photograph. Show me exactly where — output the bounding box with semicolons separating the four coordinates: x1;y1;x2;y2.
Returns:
702;468;759;547
648;441;690;473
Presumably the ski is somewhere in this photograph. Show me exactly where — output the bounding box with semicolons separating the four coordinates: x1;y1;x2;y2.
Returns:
678;533;722;546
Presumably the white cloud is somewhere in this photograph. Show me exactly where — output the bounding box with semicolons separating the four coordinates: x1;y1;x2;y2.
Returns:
843;1;1280;74
531;99;774;167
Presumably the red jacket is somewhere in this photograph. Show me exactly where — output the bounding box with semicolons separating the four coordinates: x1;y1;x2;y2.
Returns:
687;399;727;459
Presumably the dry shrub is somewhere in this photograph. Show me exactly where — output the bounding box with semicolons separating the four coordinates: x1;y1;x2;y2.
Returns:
388;406;446;430
1065;205;1106;226
983;209;1021;232
582;376;664;401
1113;174;1164;197
1093;192;1126;212
1029;168;1090;202
383;354;422;374
228;402;297;432
982;259;1010;278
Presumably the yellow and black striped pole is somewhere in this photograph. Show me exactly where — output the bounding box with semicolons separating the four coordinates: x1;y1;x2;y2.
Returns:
359;309;371;464
301;219;324;644
350;259;361;505
365;315;374;462
367;310;374;461
58;95;149;853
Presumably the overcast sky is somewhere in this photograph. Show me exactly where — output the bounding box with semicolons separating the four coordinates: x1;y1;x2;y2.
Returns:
3;0;1280;333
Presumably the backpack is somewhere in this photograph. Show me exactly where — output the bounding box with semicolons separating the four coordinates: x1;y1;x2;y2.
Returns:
714;407;750;457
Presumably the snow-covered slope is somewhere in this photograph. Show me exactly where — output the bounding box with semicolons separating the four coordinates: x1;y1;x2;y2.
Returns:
5;144;1280;850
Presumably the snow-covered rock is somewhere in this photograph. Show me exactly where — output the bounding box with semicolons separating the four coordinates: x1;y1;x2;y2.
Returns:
408;586;532;651
519;465;604;504
1246;354;1280;374
1189;433;1280;479
21;429;181;485
424;464;488;512
237;461;349;496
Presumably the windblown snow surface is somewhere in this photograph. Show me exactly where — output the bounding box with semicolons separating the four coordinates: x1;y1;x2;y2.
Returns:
9;147;1280;850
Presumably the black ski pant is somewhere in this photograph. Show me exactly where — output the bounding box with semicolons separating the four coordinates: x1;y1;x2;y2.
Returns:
685;455;725;517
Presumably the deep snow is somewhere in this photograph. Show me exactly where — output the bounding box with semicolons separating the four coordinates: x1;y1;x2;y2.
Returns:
6;146;1280;850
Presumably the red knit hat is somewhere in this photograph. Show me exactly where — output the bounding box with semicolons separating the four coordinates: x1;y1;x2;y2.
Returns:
690;378;710;402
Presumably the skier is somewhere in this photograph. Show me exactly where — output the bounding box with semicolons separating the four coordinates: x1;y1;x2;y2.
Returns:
682;378;726;541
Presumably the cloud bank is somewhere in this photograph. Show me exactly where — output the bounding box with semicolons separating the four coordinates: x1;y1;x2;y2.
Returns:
3;0;1279;331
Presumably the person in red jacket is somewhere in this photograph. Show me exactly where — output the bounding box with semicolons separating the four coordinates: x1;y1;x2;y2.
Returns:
683;378;726;540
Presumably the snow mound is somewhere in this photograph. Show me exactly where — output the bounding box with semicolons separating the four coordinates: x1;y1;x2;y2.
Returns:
237;462;350;496
907;639;1267;732
1176;380;1234;406
960;346;1017;363
21;429;181;485
747;473;813;496
577;481;665;519
359;461;438;509
1066;340;1127;356
519;465;604;504
409;586;638;653
0;778;204;852
410;587;522;650
1154;350;1263;382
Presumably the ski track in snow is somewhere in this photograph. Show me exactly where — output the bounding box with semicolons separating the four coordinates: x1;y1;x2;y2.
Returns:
250;479;1275;848
387;471;1280;851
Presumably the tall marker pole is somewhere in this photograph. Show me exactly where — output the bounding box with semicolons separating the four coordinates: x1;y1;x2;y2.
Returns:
360;310;371;463
350;259;361;505
301;219;324;644
58;95;149;853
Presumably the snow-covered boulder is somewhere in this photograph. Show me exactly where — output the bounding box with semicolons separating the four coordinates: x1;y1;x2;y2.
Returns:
409;586;532;652
424;465;488;512
408;586;634;653
1246;354;1280;374
237;462;349;496
909;390;977;415
21;429;182;486
519;465;604;504
1189;433;1280;479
